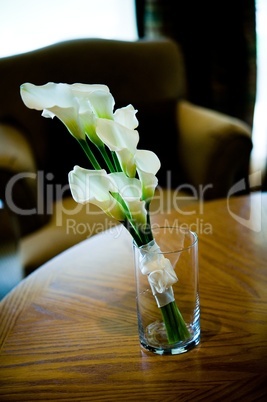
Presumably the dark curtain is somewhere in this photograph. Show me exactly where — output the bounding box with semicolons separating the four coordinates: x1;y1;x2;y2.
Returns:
135;0;257;127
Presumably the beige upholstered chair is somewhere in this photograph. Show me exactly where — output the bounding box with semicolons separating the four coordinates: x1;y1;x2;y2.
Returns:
0;38;252;275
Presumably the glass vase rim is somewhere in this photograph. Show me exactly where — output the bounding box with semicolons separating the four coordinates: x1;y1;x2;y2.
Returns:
133;225;198;255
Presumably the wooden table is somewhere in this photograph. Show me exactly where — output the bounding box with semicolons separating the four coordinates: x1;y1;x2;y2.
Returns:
1;192;267;401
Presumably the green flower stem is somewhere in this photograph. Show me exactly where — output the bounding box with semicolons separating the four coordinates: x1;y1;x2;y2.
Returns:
77;132;188;346
126;223;144;246
111;192;144;246
78;139;102;170
124;217;153;247
160;300;190;344
98;145;116;173
111;151;122;172
129;224;153;248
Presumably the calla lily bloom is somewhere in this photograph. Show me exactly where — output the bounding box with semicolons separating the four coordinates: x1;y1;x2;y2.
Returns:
20;82;114;142
108;148;159;200
134;149;160;200
135;149;160;176
68;166;125;221
96;118;139;176
68;166;147;226
114;104;139;130
137;169;158;202
109;172;147;226
95;116;160;184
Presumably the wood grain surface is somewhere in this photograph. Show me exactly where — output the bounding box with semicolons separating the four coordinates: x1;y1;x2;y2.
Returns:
0;192;267;401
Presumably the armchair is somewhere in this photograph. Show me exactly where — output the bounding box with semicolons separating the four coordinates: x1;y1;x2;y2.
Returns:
0;38;252;275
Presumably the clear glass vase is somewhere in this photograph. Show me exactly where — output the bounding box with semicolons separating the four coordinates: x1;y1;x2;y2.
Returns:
133;226;200;355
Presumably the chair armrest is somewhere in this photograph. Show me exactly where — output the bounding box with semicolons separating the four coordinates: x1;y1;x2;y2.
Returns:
176;101;253;199
0;123;44;236
0;123;37;173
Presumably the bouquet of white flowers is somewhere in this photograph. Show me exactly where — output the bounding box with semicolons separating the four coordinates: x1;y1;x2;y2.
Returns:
20;82;190;344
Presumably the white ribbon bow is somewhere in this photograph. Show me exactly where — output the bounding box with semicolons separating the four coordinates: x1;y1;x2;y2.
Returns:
138;240;179;307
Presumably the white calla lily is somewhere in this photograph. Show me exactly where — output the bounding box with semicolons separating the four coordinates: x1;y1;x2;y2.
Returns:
114;104;139;129
68;167;147;225
137;170;158;201
114;148;136;177
135;149;161;175
68;166;125;221
78;103;100;145
87;89;115;119
20;82;113;142
109;172;147;225
42;104;91;141
96;119;139;151
134;149;160;200
20;82;73;110
96;118;139;176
